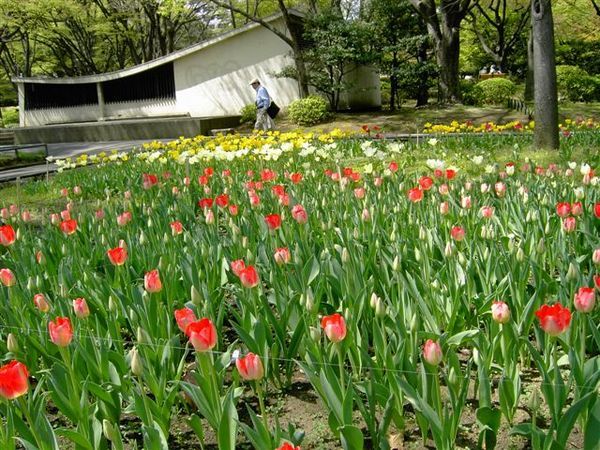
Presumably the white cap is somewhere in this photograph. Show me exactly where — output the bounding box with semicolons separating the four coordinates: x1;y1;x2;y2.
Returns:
249;78;260;85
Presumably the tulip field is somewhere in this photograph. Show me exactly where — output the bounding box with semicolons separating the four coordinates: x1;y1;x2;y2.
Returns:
1;128;600;449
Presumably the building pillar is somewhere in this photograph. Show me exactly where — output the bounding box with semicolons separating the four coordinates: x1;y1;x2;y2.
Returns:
97;82;106;121
17;83;26;127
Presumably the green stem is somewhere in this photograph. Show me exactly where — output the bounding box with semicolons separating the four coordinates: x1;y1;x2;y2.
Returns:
255;380;270;434
58;346;81;409
337;343;345;394
17;396;44;450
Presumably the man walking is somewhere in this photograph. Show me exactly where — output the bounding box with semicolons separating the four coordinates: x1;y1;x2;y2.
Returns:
250;78;274;131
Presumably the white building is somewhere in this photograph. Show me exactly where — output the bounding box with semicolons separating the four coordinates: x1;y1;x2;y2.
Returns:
11;10;380;142
13;12;306;127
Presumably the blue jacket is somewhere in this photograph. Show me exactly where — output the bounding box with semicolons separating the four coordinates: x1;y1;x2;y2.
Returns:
255;86;271;110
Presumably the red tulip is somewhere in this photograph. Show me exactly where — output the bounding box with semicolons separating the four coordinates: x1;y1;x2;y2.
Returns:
229;204;239;216
574;287;596;313
0;225;16;247
117;211;132;226
595;275;600;291
144;270;163;293
290;173;303;184
451;226;465;241
480;206;494;219
274;247;291;265
248;191;260;207
60;210;71;221
239;266;259;288
321;313;346;343
142;173;158;189
35;251;45;265
388;161;398;173
48;317;73;347
187;318;217;352
73;298;90;318
423;339;443;365
407;187;423;202
276;443;300;450
198;198;213;209
107;247;128;266
236;352;264;380
491;300;510;324
571;202;583;216
60;219;78;235
556;202;571;218
0;268;16;287
535;303;571;336
216;194;229;208
231;259;246;277
418;176;434;190
264;214;282;231
594;203;600;218
354;187;366;199
198;175;209;186
291;204;308;224
204;167;214;177
261;169;277;182
562;217;577;233
445;169;456;180
0;361;29;400
170;221;183;235
174;307;197;335
33;294;50;313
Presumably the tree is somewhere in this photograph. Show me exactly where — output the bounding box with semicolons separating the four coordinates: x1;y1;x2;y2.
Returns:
368;0;434;109
532;0;559;149
300;12;377;109
409;0;474;103
468;0;530;70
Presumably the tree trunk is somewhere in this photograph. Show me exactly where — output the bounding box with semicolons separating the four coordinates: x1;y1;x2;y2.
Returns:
524;28;534;101
415;42;429;107
390;52;398;110
292;45;310;98
434;22;461;103
532;0;558;149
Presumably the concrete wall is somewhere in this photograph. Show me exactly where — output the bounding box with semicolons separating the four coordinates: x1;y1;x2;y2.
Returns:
14;116;242;144
23;104;99;127
338;64;381;111
174;20;299;117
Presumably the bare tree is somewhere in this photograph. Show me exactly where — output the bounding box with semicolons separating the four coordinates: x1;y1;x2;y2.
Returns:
409;0;474;103
468;0;530;69
207;0;310;97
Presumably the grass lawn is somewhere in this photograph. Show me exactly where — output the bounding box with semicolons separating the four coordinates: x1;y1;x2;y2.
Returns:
238;102;600;134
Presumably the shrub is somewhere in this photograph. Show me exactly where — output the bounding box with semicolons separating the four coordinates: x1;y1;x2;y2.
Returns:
471;78;516;105
0;107;19;127
240;104;257;124
556;65;600;102
288;95;329;126
460;79;478;106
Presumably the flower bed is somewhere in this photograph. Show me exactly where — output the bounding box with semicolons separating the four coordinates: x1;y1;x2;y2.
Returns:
1;133;600;449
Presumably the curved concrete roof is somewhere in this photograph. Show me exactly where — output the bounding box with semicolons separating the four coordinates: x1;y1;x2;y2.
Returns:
13;10;303;85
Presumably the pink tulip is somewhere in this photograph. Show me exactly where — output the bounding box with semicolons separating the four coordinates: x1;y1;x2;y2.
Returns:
423;339;443;365
574;287;596;313
144;270;162;293
491;300;510;324
73;298;90;318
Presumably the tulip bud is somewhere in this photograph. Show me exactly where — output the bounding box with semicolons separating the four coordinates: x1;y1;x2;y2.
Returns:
304;288;315;312
7;333;18;353
61;243;67;255
353;228;360;240
137;326;150;345
191;285;202;306
414;248;421;262
108;295;118;312
390;230;397;242
444;242;453;258
410;314;419;333
341;248;350;264
310;326;321;341
566;262;578;281
60;284;68;298
26;277;35;291
593;249;600;265
458;251;467;266
529;389;541;411
392;255;400;272
139;231;146;245
448;366;459;389
516;247;525;262
130;347;144;376
536;238;545;254
473;347;481;366
242;236;248;248
103;419;118;443
375;299;386;318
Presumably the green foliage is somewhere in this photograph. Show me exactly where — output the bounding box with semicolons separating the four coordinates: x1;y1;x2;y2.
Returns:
396;62;438;101
460;79;478;106
301;13;379;110
556;40;600;75
472;78;516;105
556;65;600;102
0;78;17;107
288;96;329;126
239;104;257;124
1;107;19;127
